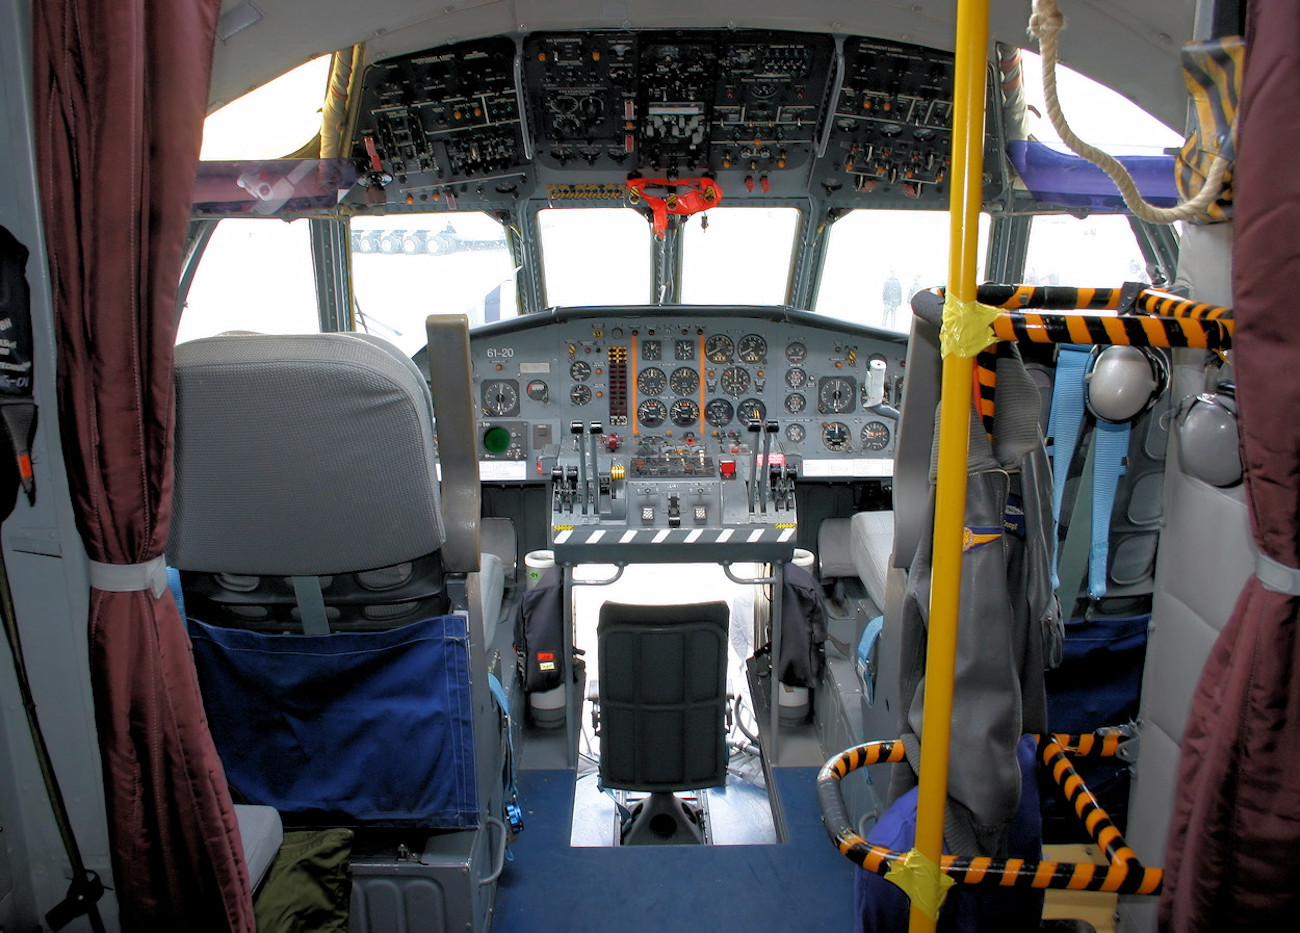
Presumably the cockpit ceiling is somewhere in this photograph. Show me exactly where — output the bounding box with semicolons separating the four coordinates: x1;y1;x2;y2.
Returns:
212;0;1194;132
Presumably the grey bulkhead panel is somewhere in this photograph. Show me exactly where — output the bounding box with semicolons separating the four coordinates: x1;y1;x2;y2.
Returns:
1118;222;1250;933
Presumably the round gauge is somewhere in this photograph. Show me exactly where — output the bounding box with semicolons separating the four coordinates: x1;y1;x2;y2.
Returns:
670;398;700;427
861;420;892;451
526;379;549;402
821;421;852;452
482;380;519;416
785;392;806;414
669;366;699;395
705;334;734;363
705;398;735;427
786;423;806;443
637;366;667;396
642;340;663;361
638;398;668;427
737;398;766;424
675;339;695;361
785;367;807;389
570;384;592;405
737;334;768;363
570;360;592;381
785;341;808;364
720;366;751;396
818;376;857;414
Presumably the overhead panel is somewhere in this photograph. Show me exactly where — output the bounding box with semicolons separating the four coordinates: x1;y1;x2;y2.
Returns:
347;31;1003;211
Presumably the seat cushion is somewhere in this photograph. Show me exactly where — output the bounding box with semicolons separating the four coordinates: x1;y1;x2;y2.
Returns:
850;510;896;611
235;804;283;890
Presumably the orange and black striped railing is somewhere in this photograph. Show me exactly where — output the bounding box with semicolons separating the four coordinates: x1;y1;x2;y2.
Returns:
816;732;1163;896
924;284;1234;351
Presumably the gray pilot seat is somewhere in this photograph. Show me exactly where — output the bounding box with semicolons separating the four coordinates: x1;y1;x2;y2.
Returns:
597;600;731;845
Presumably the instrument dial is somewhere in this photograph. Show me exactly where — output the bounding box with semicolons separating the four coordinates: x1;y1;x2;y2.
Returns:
637;366;667;396
785;392;806;414
821;421;852;452
818;376;857;414
481;379;520;416
861;420;892;451
570;360;592;381
786;423;806;443
785;367;807;389
669;366;699;395
570;384;592;405
705;334;734;363
785;341;808;364
670;398;700;427
737;334;768;363
705;398;735;427
642;340;663;361
720;366;750;396
525;379;549;402
675;339;695;361
737;398;766;424
637;398;667;427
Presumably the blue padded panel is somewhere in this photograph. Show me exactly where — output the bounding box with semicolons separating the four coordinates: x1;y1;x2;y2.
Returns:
190;614;479;827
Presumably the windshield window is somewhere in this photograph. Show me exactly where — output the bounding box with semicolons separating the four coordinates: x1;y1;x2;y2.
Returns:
539;208;653;307
180;219;320;343
814;210;989;331
350;213;516;355
680;207;798;305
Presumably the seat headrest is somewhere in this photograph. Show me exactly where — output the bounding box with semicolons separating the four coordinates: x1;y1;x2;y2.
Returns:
169;332;444;576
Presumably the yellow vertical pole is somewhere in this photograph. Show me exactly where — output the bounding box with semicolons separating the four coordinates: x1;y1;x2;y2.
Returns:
907;0;990;931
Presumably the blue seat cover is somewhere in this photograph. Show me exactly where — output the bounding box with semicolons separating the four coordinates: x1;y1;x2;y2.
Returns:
189;614;479;827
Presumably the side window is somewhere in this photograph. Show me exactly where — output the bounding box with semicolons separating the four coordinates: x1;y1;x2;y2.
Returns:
351;213;517;356
179;218;320;343
1023;214;1152;287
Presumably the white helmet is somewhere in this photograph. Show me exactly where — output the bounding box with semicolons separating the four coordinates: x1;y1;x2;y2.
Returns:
1084;346;1168;423
1176;386;1242;487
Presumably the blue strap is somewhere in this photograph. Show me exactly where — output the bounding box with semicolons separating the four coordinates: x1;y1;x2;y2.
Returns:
1047;348;1091;590
166;566;186;619
487;672;518;801
856;615;885;705
1089;421;1130;598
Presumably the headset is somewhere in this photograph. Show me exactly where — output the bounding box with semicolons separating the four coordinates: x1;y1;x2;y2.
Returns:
1083;345;1170;423
1175;382;1242;487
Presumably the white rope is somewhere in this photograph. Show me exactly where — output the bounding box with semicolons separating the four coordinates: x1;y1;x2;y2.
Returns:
1028;0;1231;225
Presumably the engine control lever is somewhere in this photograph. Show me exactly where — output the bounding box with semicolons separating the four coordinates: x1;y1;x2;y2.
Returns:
588;422;603;514
746;419;762;514
760;420;778;513
571;421;588;514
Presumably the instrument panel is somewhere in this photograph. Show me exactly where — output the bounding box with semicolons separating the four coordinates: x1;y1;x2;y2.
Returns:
459;306;906;482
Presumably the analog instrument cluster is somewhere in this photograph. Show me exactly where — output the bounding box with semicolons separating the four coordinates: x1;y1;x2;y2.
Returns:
459;307;905;481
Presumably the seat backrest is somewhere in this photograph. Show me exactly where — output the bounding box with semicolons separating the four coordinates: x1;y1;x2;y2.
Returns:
169;332;447;631
597;601;730;792
169;329;490;828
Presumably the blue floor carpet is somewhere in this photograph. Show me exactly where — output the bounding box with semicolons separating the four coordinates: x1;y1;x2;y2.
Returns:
493;768;856;933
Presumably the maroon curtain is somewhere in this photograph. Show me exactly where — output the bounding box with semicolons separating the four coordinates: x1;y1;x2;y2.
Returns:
1161;1;1300;928
32;1;255;929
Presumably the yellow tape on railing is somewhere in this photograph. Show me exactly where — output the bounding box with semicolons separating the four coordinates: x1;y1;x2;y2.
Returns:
886;848;957;919
939;293;1003;358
